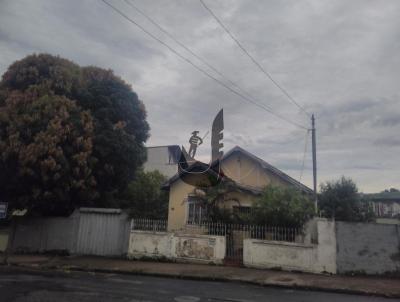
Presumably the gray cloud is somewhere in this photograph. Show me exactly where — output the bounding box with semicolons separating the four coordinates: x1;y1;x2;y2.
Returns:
0;0;399;192
374;137;400;147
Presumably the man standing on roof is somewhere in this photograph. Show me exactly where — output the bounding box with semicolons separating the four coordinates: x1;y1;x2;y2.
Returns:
188;131;203;158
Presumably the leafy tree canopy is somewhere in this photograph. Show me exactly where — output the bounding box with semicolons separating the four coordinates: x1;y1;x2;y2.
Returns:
252;185;314;228
381;188;399;193
319;176;375;222
0;54;149;215
119;170;168;219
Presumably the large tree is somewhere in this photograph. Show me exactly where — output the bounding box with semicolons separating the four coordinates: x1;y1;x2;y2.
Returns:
319;176;375;222
0;54;149;214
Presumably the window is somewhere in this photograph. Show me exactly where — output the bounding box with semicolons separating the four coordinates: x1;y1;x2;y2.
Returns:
232;206;251;215
187;197;207;225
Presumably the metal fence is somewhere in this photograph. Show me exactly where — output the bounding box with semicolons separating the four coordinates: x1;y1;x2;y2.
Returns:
130;219;304;265
188;222;304;265
130;219;303;242
184;221;303;243
131;218;167;232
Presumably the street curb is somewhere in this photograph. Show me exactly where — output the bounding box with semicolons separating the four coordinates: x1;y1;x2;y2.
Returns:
2;263;399;299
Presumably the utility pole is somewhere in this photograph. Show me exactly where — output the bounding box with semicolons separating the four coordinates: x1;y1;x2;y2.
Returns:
311;114;318;213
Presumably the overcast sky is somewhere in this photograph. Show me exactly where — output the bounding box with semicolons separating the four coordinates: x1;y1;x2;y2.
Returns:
1;0;399;192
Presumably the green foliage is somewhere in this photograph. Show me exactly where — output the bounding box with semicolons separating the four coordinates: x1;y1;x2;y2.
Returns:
194;179;244;223
0;90;96;214
252;186;314;227
119;170;168;219
74;67;149;203
0;54;149;214
319;176;375;222
382;188;399;193
194;181;314;227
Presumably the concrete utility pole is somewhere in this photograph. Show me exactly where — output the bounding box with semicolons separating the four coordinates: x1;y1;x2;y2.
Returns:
311;114;318;213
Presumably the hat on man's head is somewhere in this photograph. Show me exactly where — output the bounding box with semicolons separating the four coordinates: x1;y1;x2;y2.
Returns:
192;131;199;135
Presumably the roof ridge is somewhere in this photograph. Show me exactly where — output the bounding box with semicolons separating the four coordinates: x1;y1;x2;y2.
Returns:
222;145;313;194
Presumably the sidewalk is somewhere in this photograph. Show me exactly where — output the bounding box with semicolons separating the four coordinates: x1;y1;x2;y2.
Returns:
1;254;399;298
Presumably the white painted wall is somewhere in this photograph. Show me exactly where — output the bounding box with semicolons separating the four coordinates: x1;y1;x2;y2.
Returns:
128;231;173;258
243;218;336;274
144;146;179;178
128;231;226;264
172;234;226;262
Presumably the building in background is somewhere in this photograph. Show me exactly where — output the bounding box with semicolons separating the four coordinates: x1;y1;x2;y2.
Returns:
143;145;181;178
365;190;400;224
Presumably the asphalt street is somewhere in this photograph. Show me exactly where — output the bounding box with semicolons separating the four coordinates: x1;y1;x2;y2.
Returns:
0;268;397;302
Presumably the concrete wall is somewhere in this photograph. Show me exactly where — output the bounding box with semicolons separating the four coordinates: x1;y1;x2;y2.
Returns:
336;221;400;274
128;231;226;264
173;234;226;262
243;219;336;274
128;231;173;258
376;218;400;225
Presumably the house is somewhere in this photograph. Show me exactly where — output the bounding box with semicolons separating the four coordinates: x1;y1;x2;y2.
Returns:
365;191;400;224
143;145;181;178
163;146;313;231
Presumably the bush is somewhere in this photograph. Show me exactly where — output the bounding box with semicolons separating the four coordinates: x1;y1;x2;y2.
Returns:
119;170;168;219
251;185;314;228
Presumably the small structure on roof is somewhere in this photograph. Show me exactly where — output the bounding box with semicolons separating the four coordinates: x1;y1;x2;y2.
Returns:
143;145;181;178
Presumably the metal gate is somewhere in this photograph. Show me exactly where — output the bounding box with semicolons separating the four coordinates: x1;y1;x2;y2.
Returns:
182;221;303;266
76;208;130;256
224;226;251;266
189;223;248;266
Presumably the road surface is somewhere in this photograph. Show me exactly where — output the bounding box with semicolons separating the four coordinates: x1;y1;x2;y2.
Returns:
0;268;395;302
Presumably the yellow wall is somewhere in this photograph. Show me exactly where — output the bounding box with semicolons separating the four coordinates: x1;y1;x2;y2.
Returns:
167;152;295;231
221;153;290;188
167;177;195;231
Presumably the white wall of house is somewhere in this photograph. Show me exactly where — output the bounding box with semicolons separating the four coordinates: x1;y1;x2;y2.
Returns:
128;231;226;264
243;219;337;274
144;146;179;178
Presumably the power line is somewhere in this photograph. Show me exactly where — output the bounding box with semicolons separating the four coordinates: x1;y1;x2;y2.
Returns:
299;129;310;183
123;0;307;129
124;0;253;101
199;0;311;117
101;0;308;130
